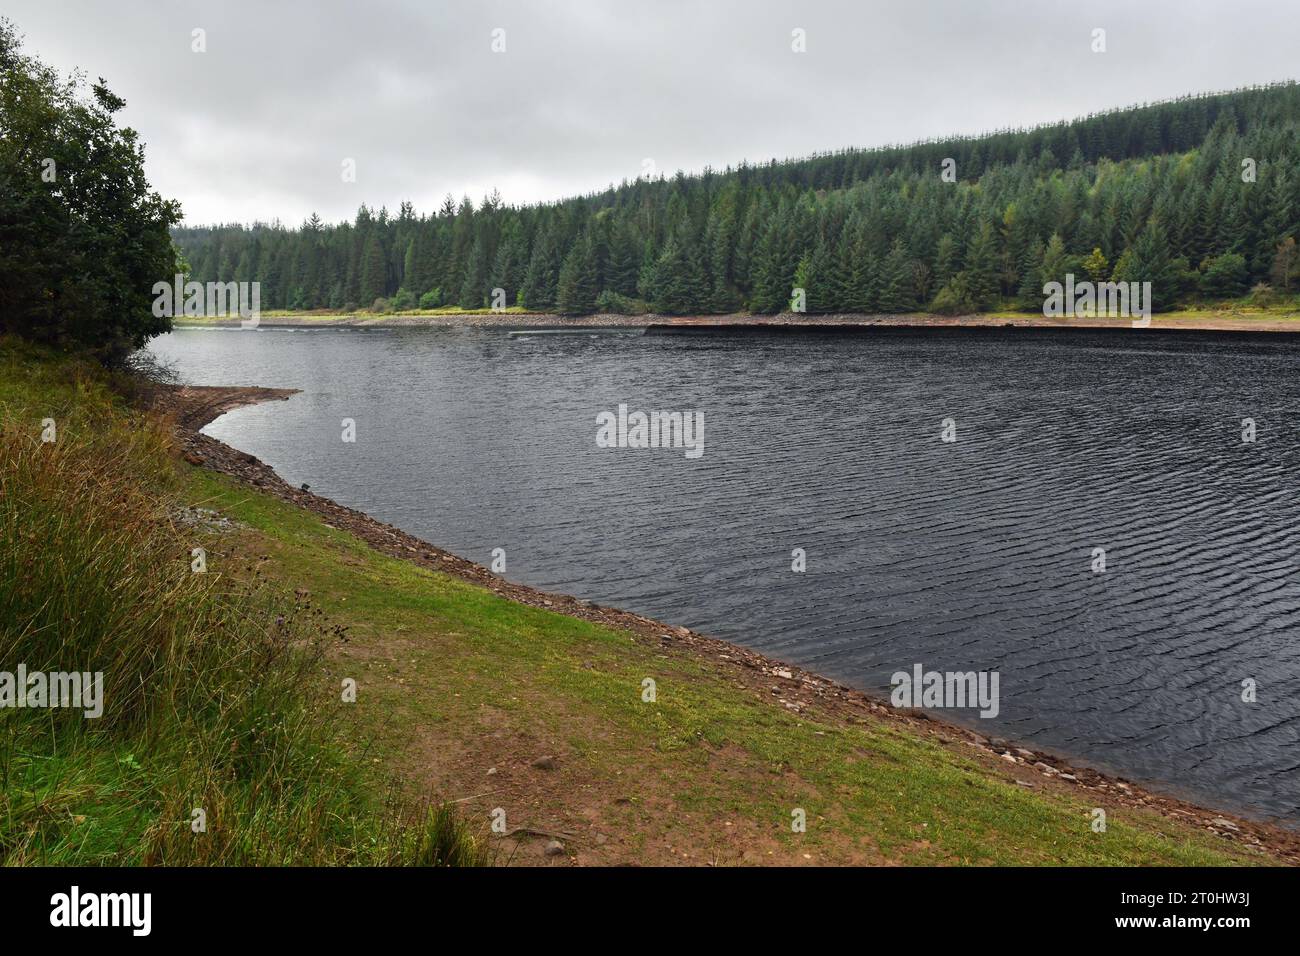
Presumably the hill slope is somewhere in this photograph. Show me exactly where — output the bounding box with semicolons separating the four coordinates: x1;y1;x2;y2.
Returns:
175;83;1300;317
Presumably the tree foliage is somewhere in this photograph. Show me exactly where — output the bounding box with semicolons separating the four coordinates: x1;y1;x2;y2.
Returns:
174;83;1300;317
0;20;181;360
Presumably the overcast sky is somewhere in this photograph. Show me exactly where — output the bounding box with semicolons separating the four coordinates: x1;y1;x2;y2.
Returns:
8;0;1298;226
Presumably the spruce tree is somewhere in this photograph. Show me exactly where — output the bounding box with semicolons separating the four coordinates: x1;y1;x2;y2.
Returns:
520;225;561;310
457;236;487;309
649;230;706;314
877;239;916;312
964;223;1001;310
933;233;959;288
358;231;386;305
556;232;598;314
1113;220;1177;310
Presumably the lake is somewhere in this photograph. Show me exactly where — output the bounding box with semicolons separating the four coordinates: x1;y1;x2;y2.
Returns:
148;324;1300;823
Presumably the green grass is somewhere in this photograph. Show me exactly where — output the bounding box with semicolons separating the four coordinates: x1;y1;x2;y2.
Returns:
0;339;487;865
189;469;1275;866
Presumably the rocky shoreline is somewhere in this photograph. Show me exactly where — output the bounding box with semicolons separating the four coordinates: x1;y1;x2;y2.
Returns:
173;309;1300;333
152;383;1300;864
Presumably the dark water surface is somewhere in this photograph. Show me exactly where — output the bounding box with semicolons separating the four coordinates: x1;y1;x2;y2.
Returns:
149;326;1300;822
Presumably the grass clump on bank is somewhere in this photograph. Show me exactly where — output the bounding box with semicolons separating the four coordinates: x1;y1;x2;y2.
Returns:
0;339;487;865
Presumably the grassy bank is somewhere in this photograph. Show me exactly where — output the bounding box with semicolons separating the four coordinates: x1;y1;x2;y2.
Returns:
184;467;1288;865
1;340;1289;866
0;340;486;865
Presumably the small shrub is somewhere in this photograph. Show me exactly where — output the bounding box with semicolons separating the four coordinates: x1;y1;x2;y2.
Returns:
1246;282;1277;307
595;290;650;315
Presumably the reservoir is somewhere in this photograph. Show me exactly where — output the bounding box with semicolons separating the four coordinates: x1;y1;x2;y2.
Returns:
148;325;1300;823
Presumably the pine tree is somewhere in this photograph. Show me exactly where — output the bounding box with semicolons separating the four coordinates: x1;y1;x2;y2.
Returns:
648;229;706;314
750;209;799;313
402;239;417;291
457;236;488;308
491;234;525;306
1016;237;1045;309
1082;247;1110;283
964;223;1001;310
520;224;561;310
556;232;598;314
1113;220;1177;310
1039;233;1072;289
933;233;959;288
604;220;640;297
877;239;916;313
358;231;386;305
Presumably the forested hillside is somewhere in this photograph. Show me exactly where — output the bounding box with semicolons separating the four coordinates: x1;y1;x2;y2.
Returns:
175;83;1300;316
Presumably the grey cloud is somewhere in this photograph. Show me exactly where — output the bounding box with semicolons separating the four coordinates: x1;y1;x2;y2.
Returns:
7;0;1298;224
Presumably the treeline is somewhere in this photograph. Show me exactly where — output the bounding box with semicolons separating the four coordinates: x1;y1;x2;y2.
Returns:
176;83;1300;316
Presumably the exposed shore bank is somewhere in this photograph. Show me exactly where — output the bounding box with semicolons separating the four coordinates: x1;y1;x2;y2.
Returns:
155;382;1300;864
174;308;1300;334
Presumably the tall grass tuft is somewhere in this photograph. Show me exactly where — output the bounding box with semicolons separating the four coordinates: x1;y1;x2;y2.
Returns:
0;339;486;865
